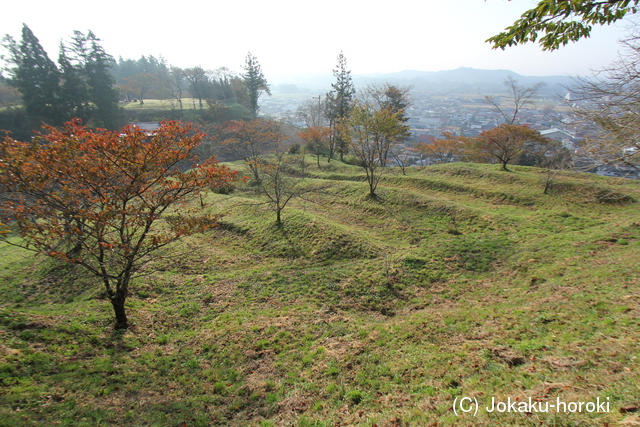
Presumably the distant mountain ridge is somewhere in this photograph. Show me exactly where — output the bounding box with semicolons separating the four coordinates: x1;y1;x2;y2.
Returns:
273;67;575;95
355;67;574;94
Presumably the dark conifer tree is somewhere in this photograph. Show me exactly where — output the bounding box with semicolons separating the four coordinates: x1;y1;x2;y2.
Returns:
242;52;271;117
6;24;63;126
85;31;123;129
68;30;123;129
325;52;355;161
58;43;90;123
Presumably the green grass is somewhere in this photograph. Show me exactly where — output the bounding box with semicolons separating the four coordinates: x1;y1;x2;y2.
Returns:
1;161;640;426
122;97;254;122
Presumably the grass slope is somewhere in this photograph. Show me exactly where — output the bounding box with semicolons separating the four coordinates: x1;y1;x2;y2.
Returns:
1;162;639;426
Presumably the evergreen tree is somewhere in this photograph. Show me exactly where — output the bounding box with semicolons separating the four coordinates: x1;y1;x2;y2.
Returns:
58;42;90;122
242;52;271;117
376;83;411;123
5;24;63;126
112;56;139;84
67;31;123;129
325;52;355;161
85;31;122;129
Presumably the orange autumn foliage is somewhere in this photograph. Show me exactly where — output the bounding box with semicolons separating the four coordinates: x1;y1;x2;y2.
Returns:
0;119;237;329
414;132;468;164
473;124;549;170
216;118;285;183
298;126;332;166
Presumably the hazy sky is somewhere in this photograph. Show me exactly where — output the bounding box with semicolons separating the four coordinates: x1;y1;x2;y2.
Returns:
1;0;633;83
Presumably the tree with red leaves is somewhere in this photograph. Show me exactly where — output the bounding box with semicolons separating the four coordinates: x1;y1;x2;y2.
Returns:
0;119;237;329
473;124;550;171
298;126;331;167
216;118;284;184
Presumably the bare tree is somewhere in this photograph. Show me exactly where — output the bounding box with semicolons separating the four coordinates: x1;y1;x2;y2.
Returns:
297;97;327;128
571;30;640;174
183;66;209;109
389;144;413;175
485;76;545;124
252;152;331;224
542;152;574;195
159;66;186;110
216;118;285;183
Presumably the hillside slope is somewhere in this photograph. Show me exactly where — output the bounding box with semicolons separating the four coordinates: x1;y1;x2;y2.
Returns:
1;162;639;426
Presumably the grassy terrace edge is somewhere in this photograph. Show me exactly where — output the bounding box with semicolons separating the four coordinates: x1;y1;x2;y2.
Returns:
1;161;639;426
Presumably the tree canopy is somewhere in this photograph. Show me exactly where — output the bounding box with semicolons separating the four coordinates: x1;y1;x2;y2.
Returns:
325;52;356;162
571;31;640;172
340;102;409;197
473;124;550;171
0;120;237;329
2;25;123;129
242;52;271;117
415;132;467;165
488;0;640;51
2;25;63;126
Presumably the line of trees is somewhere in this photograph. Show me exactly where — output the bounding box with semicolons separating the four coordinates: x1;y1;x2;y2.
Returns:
2;24;122;130
4;11;638;331
112;60;250;112
111;52;270;116
0;25;572;182
488;0;640;174
1;24;274;139
414;126;569;171
293;53;412;197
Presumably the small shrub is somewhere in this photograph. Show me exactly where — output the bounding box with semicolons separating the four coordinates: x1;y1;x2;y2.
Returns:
211;184;235;195
213;382;227;394
326;363;340;377
255;339;270;351
346;390;364;404
595;189;635;204
179;303;200;317
288;143;301;154
342;156;364;167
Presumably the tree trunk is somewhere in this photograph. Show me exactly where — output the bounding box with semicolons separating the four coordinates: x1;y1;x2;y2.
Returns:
111;294;128;330
543;175;552;194
368;178;377;198
109;277;130;330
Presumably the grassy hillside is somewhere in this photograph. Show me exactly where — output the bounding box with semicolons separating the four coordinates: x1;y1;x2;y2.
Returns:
1;162;639;426
122;98;254;123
